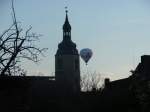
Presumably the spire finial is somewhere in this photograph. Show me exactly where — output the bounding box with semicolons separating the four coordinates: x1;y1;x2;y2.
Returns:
65;6;68;14
63;6;71;32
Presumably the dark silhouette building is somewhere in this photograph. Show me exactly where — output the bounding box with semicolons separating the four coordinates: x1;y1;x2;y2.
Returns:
100;55;150;112
55;10;80;94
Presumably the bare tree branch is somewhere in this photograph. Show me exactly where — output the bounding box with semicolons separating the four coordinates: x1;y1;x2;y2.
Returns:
81;71;103;91
0;0;47;76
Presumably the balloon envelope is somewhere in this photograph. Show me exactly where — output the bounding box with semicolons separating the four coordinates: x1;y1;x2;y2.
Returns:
80;48;93;64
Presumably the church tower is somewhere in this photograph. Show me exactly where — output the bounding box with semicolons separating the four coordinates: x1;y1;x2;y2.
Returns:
55;10;80;94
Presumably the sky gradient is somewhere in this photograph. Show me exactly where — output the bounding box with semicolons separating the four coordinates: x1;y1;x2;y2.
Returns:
1;0;150;80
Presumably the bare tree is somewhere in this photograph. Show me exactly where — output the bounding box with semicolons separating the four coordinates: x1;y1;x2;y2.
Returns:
81;71;104;91
0;0;47;76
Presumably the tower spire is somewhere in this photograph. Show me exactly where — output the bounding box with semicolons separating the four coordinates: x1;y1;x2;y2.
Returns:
63;7;71;40
56;8;78;55
65;8;69;23
64;7;69;27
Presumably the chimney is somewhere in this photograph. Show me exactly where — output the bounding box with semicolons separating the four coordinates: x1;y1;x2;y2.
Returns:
104;78;110;87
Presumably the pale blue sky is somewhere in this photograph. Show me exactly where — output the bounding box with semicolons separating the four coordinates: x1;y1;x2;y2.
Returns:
1;0;150;80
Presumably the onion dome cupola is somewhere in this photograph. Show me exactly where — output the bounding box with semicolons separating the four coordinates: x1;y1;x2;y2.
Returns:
56;10;78;55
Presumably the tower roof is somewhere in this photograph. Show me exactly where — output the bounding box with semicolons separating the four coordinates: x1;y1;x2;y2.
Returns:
63;10;71;31
56;9;78;55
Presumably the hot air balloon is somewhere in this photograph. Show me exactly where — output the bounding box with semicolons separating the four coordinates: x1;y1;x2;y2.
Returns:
80;48;93;65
